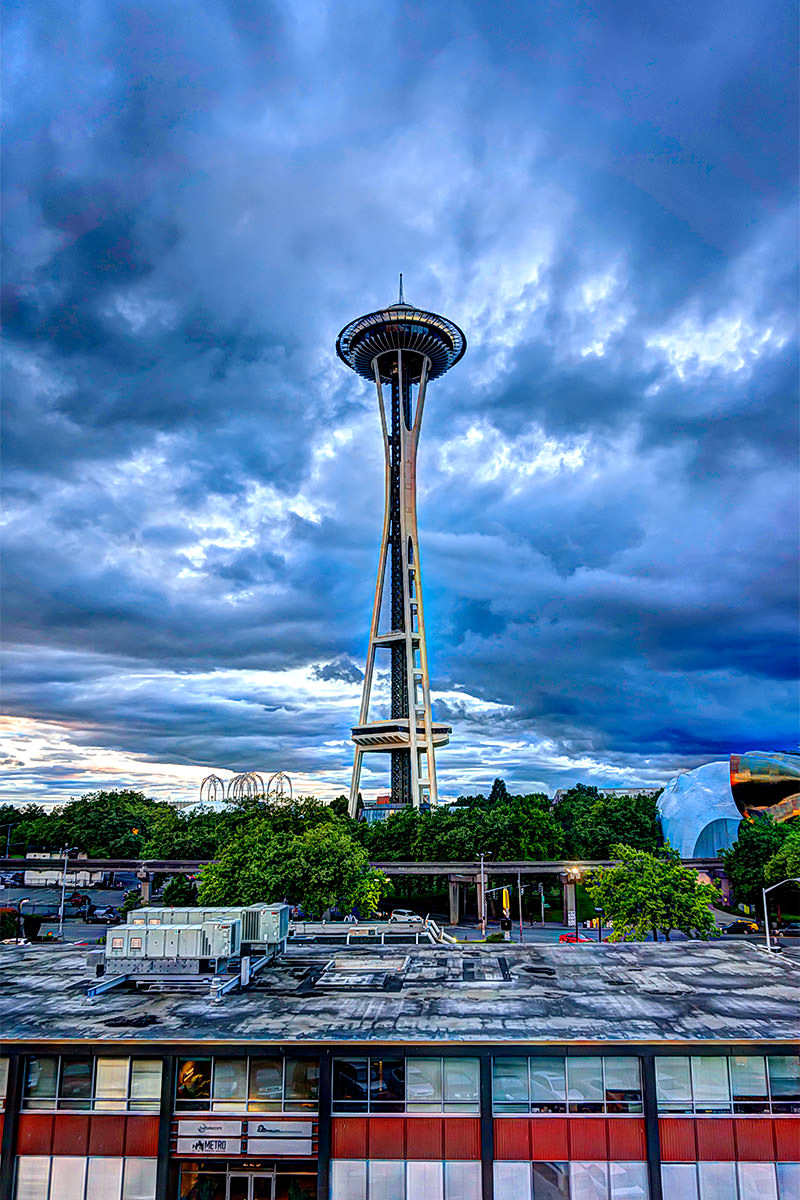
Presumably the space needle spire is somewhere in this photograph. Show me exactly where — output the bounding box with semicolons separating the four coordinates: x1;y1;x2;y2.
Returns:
336;284;466;816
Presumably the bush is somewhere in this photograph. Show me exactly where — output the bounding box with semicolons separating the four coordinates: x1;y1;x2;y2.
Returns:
22;915;43;941
0;909;18;939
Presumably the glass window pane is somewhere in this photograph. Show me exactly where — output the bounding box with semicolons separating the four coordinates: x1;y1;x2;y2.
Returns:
59;1057;93;1109
122;1158;157;1200
567;1059;604;1112
14;1157;50;1200
531;1162;570;1200
697;1162;736;1200
50;1157;86;1200
407;1059;442;1108
493;1059;530;1108
691;1058;730;1112
570;1162;609;1200
330;1160;366;1200
0;1058;9;1107
656;1057;692;1110
95;1058;129;1109
332;1059;368;1111
212;1059;247;1107
769;1057;800;1105
444;1058;479;1110
179;1168;226;1200
777;1163;800;1200
738;1163;777;1200
731;1057;768;1110
176;1059;211;1107
603;1058;642;1112
370;1059;404;1109
369;1160;404;1200
609;1162;648;1200
530;1059;567;1113
88;1158;124;1200
407;1161;443;1200
130;1061;162;1108
445;1161;481;1200
285;1058;319;1108
494;1162;531;1200
23;1057;58;1108
249;1058;283;1110
661;1165;698;1200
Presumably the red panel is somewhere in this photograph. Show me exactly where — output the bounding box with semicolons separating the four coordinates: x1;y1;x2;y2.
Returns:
659;1119;696;1162
443;1118;480;1160
17;1114;54;1155
695;1119;735;1161
733;1119;776;1161
775;1118;800;1162
52;1115;89;1155
332;1118;367;1158
529;1118;569;1161
569;1118;608;1160
125;1116;160;1156
88;1115;127;1156
368;1117;404;1158
405;1118;442;1159
494;1119;530;1160
607;1119;646;1161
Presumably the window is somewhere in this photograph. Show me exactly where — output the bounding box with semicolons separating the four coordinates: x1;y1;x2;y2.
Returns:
0;1057;9;1110
656;1055;800;1115
14;1158;155;1200
330;1162;480;1200
175;1055;320;1113
493;1058;641;1116
22;1057;161;1112
492;1163;644;1200
333;1057;479;1115
661;1163;790;1200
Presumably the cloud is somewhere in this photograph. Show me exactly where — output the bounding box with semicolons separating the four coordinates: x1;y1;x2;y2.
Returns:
1;0;797;803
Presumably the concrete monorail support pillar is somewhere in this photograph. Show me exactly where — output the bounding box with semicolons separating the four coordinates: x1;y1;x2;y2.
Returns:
448;878;460;926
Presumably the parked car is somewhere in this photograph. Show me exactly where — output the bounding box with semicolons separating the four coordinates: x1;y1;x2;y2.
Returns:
721;920;759;934
558;933;594;943
85;906;121;925
778;923;800;938
389;909;423;924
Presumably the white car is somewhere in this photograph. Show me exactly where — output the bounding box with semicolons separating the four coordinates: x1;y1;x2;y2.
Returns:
389;909;423;924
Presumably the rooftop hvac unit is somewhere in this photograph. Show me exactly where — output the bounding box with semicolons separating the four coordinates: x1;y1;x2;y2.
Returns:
131;903;288;946
105;919;240;961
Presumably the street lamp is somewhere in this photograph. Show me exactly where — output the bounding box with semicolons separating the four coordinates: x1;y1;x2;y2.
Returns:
594;906;604;944
57;847;79;941
762;877;800;952
479;853;486;937
567;866;582;941
16;897;30;943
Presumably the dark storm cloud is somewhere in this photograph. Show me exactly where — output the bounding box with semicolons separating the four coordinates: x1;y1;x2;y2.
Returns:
1;0;797;800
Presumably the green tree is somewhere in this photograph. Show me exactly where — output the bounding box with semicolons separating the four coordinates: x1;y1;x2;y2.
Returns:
723;817;791;904
570;792;662;859
764;825;800;887
198;820;387;918
161;875;198;906
584;844;719;941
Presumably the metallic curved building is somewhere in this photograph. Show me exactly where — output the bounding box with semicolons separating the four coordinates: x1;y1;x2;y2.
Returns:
337;280;466;817
730;751;800;823
658;761;742;858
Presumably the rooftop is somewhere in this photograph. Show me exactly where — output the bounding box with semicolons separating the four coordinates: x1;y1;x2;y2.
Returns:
1;941;798;1048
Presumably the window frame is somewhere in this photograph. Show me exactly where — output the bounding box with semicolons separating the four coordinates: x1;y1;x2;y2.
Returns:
21;1056;162;1113
492;1056;643;1116
655;1054;800;1117
331;1056;480;1116
174;1054;321;1114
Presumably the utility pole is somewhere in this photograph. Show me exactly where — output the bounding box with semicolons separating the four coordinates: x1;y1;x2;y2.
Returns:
517;870;523;942
479;853;486;937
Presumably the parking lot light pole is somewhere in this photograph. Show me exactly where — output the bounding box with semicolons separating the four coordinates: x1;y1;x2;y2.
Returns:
762;877;800;952
58;847;78;941
568;866;582;940
595;906;604;943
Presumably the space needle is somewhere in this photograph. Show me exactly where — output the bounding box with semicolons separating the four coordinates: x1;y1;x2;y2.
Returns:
336;278;466;817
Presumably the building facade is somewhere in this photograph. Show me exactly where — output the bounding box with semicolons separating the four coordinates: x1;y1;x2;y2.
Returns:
1;942;798;1200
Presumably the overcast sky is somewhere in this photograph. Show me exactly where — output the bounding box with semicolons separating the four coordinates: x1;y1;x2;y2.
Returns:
2;0;798;806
